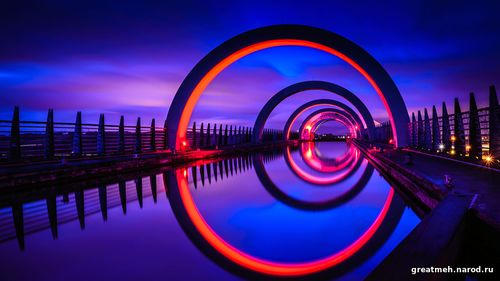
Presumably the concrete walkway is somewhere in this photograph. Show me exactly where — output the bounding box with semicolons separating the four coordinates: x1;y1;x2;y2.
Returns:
377;147;500;231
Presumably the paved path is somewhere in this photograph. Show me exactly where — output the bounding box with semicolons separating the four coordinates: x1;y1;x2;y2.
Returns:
377;148;500;230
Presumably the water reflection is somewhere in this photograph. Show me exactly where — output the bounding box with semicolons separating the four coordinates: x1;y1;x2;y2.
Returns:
166;142;407;279
0;142;420;281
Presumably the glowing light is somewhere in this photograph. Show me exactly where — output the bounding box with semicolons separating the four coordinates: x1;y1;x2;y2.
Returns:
182;141;187;146
466;145;471;151
299;142;354;172
305;125;312;131
183;169;188;177
439;144;444;150
451;135;456;141
484;155;493;164
305;148;312;159
450;150;456;155
388;139;393;144
175;38;402;149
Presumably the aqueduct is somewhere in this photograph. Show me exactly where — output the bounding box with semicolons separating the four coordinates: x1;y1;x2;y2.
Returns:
166;24;410;150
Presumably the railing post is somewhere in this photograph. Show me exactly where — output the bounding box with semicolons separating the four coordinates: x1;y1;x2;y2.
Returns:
75;189;85;229
218;124;223;147
229;125;233;145
97;114;105;156
46;192;58;239
118;116;125;153
72;112;82;157
163;119;168;150
9;106;21;161
150;118;156;151
469;92;482;159
489;85;500;159
213;123;217;148
44;109;54;159
119;181;127;214
98;184;107;221
200;122;205;148
454;98;465;156
411;112;417;148
206;123;211;148
150;175;158;203
135;178;143;208
135;117;142;154
192;122;197;149
417;110;423;149
432;106;441;151
224;124;228;146
424;108;431;150
12;203;24;250
442;102;451;152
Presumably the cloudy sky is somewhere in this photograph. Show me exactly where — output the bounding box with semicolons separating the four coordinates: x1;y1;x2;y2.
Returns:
1;0;499;131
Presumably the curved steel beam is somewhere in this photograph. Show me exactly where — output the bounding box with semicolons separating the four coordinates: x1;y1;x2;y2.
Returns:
298;108;359;140
166;24;410;150
253;81;374;142
283;98;369;140
308;118;355;139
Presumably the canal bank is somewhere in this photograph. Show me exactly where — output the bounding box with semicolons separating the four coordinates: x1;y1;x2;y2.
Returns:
0;141;296;191
353;140;500;280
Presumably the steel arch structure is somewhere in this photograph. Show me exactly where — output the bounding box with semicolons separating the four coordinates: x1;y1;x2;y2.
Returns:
282;98;371;140
253;81;376;142
298;108;359;140
166;24;410;150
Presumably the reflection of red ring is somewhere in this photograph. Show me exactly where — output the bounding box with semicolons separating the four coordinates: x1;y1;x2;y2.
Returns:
175;168;394;276
301;142;356;173
286;146;359;185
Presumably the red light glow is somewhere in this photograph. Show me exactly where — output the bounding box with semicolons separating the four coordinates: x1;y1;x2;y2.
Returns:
176;39;398;149
175;168;394;276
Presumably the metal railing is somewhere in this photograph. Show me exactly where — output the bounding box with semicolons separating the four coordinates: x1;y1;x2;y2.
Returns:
407;85;499;165
0;108;285;163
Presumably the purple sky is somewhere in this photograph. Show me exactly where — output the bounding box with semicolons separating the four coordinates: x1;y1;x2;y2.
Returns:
1;0;499;130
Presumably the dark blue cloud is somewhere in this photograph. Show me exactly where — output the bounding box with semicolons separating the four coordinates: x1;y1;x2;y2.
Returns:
1;0;499;126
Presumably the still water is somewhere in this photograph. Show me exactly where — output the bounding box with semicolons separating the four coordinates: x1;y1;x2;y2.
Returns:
0;142;420;281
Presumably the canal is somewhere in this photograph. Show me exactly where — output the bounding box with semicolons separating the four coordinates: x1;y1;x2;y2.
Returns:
0;142;421;280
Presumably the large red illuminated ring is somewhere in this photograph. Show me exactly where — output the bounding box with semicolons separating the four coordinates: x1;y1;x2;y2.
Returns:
282;97;370;141
253;81;372;142
164;164;404;278
298;108;359;141
299;109;358;137
310;119;353;137
308;116;357;139
166;24;410;150
305;115;357;139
